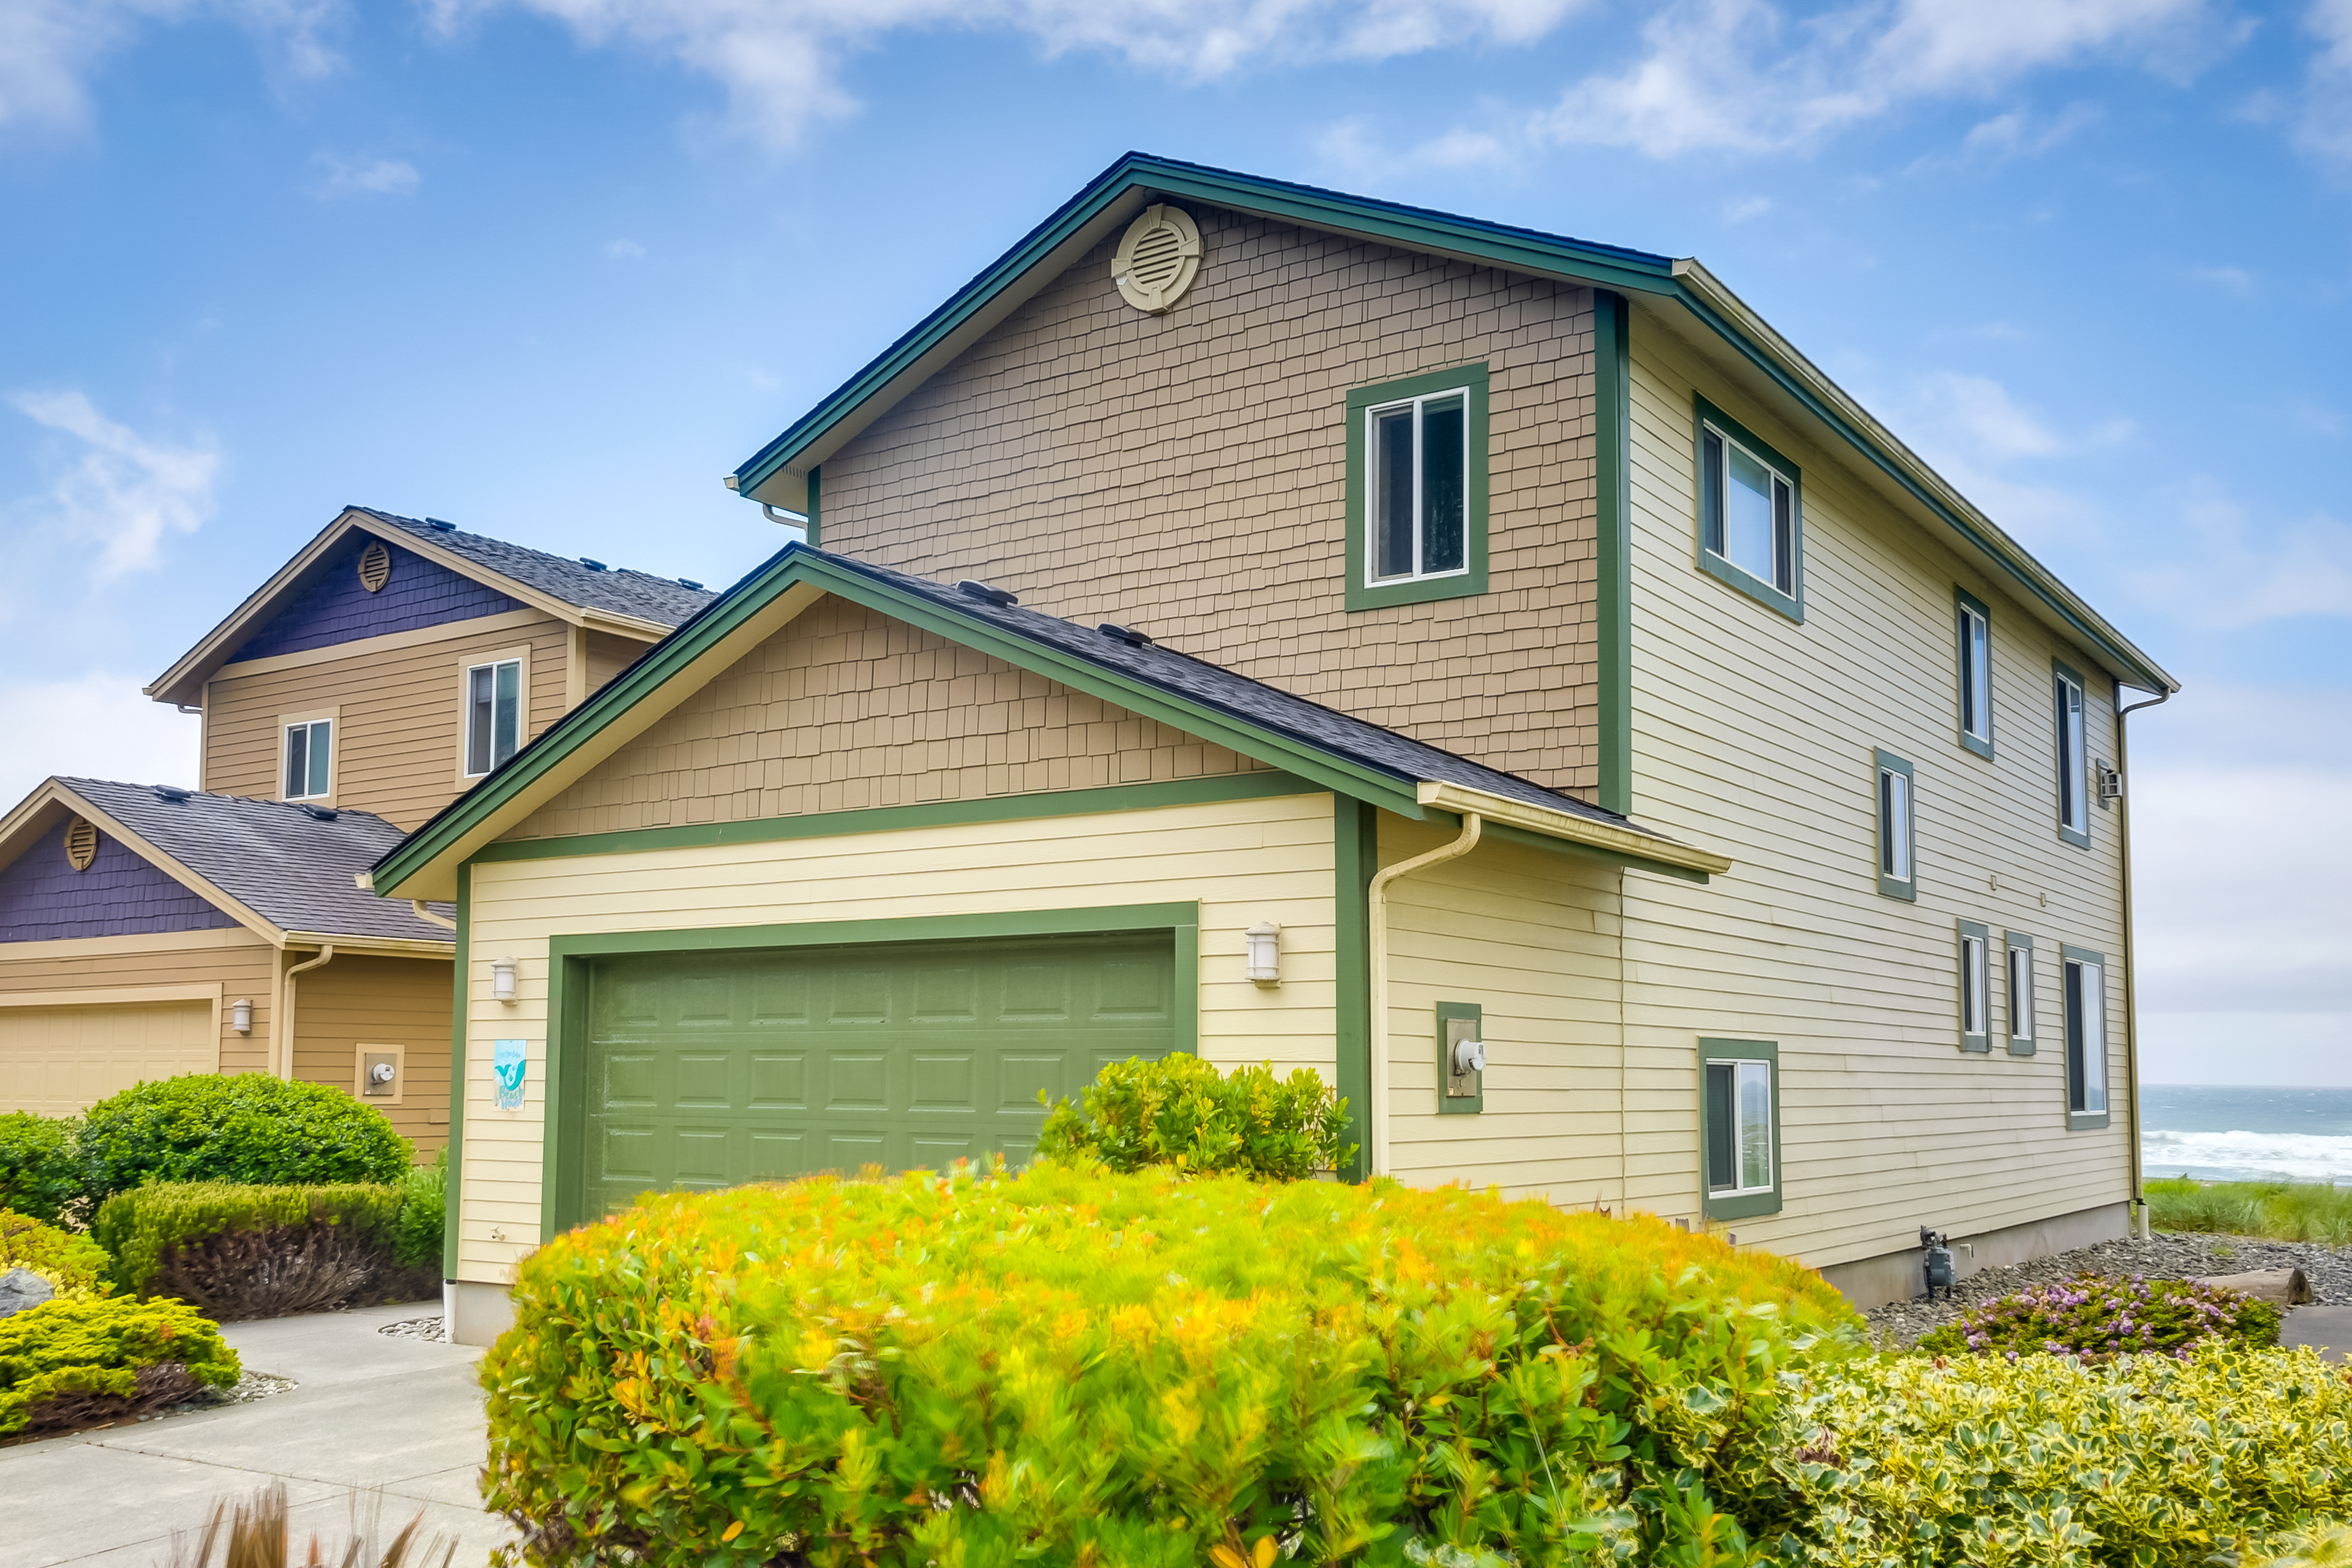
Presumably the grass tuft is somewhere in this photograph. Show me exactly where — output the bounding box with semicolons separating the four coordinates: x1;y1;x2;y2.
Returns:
2148;1175;2352;1245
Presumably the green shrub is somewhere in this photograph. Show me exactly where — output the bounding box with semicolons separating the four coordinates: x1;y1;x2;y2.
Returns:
0;1207;111;1295
77;1072;408;1208
391;1148;447;1272
2148;1175;2352;1245
1917;1271;2280;1361
94;1180;430;1319
1762;1345;2352;1566
1036;1054;1354;1179
481;1164;1860;1567
0;1293;239;1436
0;1110;80;1224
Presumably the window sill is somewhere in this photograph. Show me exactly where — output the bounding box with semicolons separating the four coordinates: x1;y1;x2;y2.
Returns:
1346;569;1486;613
1960;1035;1991;1054
2057;824;2092;851
1877;875;1917;902
2067;1110;2111;1131
1697;548;1803;623
2007;1039;2037;1058
1703;1189;1782;1221
1959;732;1994;762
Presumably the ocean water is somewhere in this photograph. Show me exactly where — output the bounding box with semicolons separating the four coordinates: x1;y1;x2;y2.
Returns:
2141;1085;2352;1185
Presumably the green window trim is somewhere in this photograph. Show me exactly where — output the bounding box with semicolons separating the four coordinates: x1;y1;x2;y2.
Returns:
803;466;821;546
1955;587;1994;761
1435;1000;1483;1115
538;902;1201;1240
1344;363;1490;612
1699;1038;1781;1221
2062;942;2110;1131
1874;749;1917;902
2003;931;2037;1057
1956;919;1992;1054
1692;395;1804;623
2053;658;2092;851
1596;292;1633;816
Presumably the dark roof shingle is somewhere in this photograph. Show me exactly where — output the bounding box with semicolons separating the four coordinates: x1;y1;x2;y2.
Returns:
351;507;716;628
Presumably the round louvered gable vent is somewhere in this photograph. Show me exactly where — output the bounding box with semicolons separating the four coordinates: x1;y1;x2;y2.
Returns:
357;540;392;593
1112;204;1203;314
64;817;97;872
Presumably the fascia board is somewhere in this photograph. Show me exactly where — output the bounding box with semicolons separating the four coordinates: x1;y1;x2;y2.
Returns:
281;931;454;959
47;787;287;947
1415;781;1732;878
0;784;77;872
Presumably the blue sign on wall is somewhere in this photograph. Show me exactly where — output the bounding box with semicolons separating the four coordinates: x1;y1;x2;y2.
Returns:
492;1039;527;1111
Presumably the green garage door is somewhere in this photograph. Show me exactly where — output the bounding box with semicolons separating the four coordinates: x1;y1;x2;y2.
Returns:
571;930;1177;1221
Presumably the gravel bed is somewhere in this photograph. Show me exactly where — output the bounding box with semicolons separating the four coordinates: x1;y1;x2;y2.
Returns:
1865;1231;2352;1347
378;1314;448;1343
143;1370;298;1422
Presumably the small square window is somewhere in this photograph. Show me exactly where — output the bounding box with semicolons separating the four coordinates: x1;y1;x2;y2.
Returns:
1874;749;1916;901
1956;589;1993;760
1957;920;1991;1053
2005;933;2035;1056
282;718;333;801
1694;396;1803;620
1344;365;1488;611
1700;1038;1781;1220
465;658;524;777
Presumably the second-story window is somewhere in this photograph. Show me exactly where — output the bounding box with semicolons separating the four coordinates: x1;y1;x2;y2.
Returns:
1874;748;1915;900
282;718;333;801
1956;589;1992;758
466;658;522;777
1695;396;1803;620
2054;661;2089;848
1344;364;1488;611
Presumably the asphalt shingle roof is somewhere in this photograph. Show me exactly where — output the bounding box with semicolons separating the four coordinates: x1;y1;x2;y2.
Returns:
62;778;455;944
351;507;717;628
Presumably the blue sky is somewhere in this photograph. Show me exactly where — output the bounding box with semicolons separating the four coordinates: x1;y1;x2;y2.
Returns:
1;0;2345;1083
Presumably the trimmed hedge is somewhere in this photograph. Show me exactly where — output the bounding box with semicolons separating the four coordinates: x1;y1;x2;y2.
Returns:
0;1294;239;1436
1036;1054;1354;1180
0;1207;111;1295
0;1110;79;1224
481;1164;1859;1566
94;1181;436;1319
77;1073;409;1209
391;1148;447;1272
1762;1344;2352;1565
1918;1270;2281;1361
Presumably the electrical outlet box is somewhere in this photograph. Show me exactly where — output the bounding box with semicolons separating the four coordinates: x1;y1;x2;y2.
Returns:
355;1044;403;1104
1436;1001;1483;1114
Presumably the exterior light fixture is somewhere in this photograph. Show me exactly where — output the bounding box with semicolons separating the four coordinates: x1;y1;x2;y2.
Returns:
1244;922;1281;987
492;957;518;1003
230;998;252;1035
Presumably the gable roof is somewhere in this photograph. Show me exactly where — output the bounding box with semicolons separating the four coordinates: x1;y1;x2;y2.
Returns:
728;151;2174;697
369;542;1730;902
0;777;454;953
146;505;719;707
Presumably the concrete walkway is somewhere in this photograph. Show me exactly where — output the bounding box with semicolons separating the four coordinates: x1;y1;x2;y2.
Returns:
2283;1304;2352;1362
2;1299;516;1567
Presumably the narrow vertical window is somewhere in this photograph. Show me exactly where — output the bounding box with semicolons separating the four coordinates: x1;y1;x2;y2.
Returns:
1956;589;1992;758
1958;921;1991;1052
2064;948;2108;1124
466;658;524;777
2005;933;2035;1055
282;719;332;801
1366;390;1469;584
1874;750;1916;899
1701;1039;1781;1219
2055;663;2089;846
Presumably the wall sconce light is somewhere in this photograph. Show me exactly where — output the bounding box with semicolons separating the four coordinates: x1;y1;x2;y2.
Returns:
492;957;518;1003
1244;922;1281;987
230;998;252;1035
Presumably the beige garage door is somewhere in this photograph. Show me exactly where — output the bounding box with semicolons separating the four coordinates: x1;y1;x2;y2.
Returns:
0;1001;217;1117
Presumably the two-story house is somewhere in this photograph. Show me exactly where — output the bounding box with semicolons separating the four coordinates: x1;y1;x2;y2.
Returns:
363;156;2176;1341
0;506;714;1153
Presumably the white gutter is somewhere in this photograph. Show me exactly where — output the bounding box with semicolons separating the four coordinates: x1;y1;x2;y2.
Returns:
1366;812;1483;1177
1414;782;1732;877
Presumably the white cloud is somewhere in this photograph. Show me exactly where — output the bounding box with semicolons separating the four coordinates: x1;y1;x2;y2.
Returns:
1951;99;2101;160
2126;480;2352;628
2296;0;2352;164
0;673;198;809
310;154;420;197
603;237;646;259
8;391;219;578
2185;262;2254;292
1721;192;1774;222
0;0;342;138
425;0;1588;148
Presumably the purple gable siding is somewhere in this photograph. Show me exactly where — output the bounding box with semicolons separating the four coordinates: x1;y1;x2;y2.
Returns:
228;534;521;662
0;820;238;942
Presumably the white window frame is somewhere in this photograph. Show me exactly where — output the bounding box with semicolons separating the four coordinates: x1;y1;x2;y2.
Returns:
1958;922;1991;1052
455;646;531;786
1874;750;1916;900
2064;947;2108;1125
2055;663;2089;846
2005;934;2035;1055
279;711;337;803
1703;1055;1775;1200
1363;387;1474;588
1956;592;1992;755
1701;418;1798;597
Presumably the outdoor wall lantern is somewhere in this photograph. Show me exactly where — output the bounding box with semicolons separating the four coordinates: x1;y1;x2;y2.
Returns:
1245;922;1281;987
230;998;252;1035
492;957;518;1003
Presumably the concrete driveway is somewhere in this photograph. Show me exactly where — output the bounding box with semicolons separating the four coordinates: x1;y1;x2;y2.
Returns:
2;1299;516;1567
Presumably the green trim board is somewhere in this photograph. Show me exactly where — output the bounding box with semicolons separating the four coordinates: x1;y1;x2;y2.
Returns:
540;902;1201;1240
442;863;469;1280
1594;291;1633;816
1434;1000;1483;1115
1955;587;1994;761
1332;797;1375;1183
1692;394;1804;623
2052;657;2092;851
475;772;1319;865
2062;941;2111;1131
804;466;821;547
1872;748;1917;902
1342;363;1489;611
1697;1038;1781;1221
2003;930;2037;1057
1956;919;1992;1054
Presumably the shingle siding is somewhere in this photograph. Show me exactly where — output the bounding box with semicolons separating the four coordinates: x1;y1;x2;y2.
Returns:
0;820;238;943
230;536;521;662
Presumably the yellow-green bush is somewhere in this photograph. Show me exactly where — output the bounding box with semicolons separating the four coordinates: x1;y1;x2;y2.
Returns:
0;1294;239;1436
1760;1346;2352;1566
481;1164;1860;1567
1036;1054;1354;1179
1;1206;111;1295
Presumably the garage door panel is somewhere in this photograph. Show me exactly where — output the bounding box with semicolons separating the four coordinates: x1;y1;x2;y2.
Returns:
912;965;978;1021
673;1051;734;1109
748;1052;808;1110
911;1051;974;1109
0;1000;217;1117
1093;959;1169;1019
826;1052;889;1110
829;968;891;1023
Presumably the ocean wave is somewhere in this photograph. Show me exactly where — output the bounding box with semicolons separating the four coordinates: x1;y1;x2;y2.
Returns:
2141;1128;2352;1183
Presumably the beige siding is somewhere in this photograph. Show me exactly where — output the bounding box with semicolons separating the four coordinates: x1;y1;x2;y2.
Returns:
507;596;1269;841
584;630;647;697
0;930;279;1082
290;954;453;1155
820;206;1603;797
456;790;1338;1281
205;614;573;830
1619;318;2132;1270
1382;818;1626;1204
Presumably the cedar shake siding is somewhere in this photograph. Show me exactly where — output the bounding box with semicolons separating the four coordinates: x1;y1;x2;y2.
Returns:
230;535;522;662
0;823;237;942
816;205;1605;800
505;595;1272;841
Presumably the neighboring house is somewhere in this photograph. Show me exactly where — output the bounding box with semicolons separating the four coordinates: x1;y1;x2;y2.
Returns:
0;506;715;1152
367;155;2176;1342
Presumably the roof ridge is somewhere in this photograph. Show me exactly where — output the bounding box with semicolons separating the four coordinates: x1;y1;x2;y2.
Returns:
58;775;403;828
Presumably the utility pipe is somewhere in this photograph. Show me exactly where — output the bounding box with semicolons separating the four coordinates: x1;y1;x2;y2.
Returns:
2115;686;2170;1240
1365;812;1482;1177
277;945;336;1082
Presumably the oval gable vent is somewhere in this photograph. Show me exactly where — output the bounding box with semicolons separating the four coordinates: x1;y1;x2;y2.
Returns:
63;816;97;872
357;539;392;593
1112;204;1203;315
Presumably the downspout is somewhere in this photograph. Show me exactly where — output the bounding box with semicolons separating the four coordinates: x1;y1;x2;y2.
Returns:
278;945;336;1082
411;900;458;932
2116;687;2170;1240
1365;812;1482;1177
